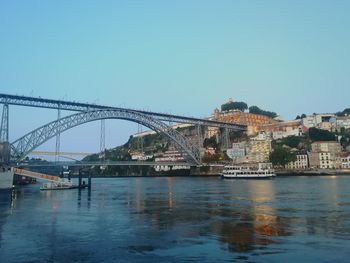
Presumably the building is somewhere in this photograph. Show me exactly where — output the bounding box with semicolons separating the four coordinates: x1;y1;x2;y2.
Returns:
258;120;304;139
309;151;341;169
212;107;277;136
341;155;350;168
302;113;336;131
247;139;272;163
311;141;342;153
154;150;190;172
335;152;350;169
308;141;342;169
226;142;248;163
285;153;309;170
154;150;186;162
130;151;153;161
336;116;350;130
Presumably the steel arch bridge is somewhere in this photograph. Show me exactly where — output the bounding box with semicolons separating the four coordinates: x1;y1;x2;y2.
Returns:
10;109;201;165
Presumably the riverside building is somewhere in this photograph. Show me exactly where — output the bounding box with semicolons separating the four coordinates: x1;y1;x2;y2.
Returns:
308;141;342;169
285;153;309;170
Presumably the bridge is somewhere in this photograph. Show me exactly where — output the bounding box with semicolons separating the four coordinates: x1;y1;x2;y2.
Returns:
0;93;246;166
17;160;193;167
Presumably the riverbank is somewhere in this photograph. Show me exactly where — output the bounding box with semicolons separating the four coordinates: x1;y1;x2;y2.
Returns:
276;168;350;176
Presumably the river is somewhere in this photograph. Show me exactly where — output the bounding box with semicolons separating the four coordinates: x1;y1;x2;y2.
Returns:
1;176;350;262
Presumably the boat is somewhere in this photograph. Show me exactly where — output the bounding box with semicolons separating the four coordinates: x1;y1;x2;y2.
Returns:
40;179;88;190
0;167;14;190
221;163;276;179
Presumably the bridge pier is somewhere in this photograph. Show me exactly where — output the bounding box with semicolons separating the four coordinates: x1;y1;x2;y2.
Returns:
0;142;10;164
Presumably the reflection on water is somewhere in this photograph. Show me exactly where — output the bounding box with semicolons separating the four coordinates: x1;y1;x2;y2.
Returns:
1;176;350;262
127;178;288;254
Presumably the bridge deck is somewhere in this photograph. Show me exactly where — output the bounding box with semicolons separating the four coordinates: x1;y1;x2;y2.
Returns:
16;161;193;167
0;93;246;129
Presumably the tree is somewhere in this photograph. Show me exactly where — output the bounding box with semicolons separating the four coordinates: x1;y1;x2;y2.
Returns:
221;101;248;112
283;136;301;148
249;106;277;118
203;136;218;149
336;108;350;117
296;114;306;119
308;127;336;141
202;153;225;163
269;147;297;167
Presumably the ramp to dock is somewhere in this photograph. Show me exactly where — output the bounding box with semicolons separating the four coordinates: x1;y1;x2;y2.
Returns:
14;168;61;182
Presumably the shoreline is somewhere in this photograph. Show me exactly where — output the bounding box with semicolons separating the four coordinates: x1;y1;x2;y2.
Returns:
276;169;350;176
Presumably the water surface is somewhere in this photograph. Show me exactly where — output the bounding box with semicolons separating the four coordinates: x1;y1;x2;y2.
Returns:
1;176;350;262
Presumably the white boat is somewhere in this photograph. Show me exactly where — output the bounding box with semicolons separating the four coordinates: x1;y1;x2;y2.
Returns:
0;167;14;190
40;179;75;190
40;179;88;190
221;163;276;179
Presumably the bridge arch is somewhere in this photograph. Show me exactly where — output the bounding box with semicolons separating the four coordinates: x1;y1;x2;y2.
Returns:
10;109;200;164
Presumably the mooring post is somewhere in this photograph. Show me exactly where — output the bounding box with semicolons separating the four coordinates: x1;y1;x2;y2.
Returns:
88;175;92;190
78;169;82;188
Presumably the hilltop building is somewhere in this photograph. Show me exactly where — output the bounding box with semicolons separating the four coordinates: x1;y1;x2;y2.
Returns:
211;108;276;136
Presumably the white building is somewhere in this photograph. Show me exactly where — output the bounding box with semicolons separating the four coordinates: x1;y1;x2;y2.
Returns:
319;152;334;169
285;154;308;170
302;113;336;131
227;142;247;158
131;153;153;161
259;120;304;140
336;116;350;130
153;150;190;171
154;150;185;162
341;155;350;169
272;129;301;140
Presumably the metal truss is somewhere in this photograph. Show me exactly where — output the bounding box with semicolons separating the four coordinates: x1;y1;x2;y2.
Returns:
10;109;201;164
0;93;246;130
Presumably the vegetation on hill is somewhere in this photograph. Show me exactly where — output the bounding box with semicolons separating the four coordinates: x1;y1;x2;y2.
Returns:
308;127;336;142
203;136;218;149
271;127;350;158
202;153;227;163
272;135;309;150
83;133;169;163
269;146;296;167
221;101;248;112
220;99;278;118
295;114;306;119
336;108;350;117
248;106;277;118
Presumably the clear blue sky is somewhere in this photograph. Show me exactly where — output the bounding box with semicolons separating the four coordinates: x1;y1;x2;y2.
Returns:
0;1;349;153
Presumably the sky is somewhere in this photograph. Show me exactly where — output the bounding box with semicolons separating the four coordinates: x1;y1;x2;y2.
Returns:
0;1;349;154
